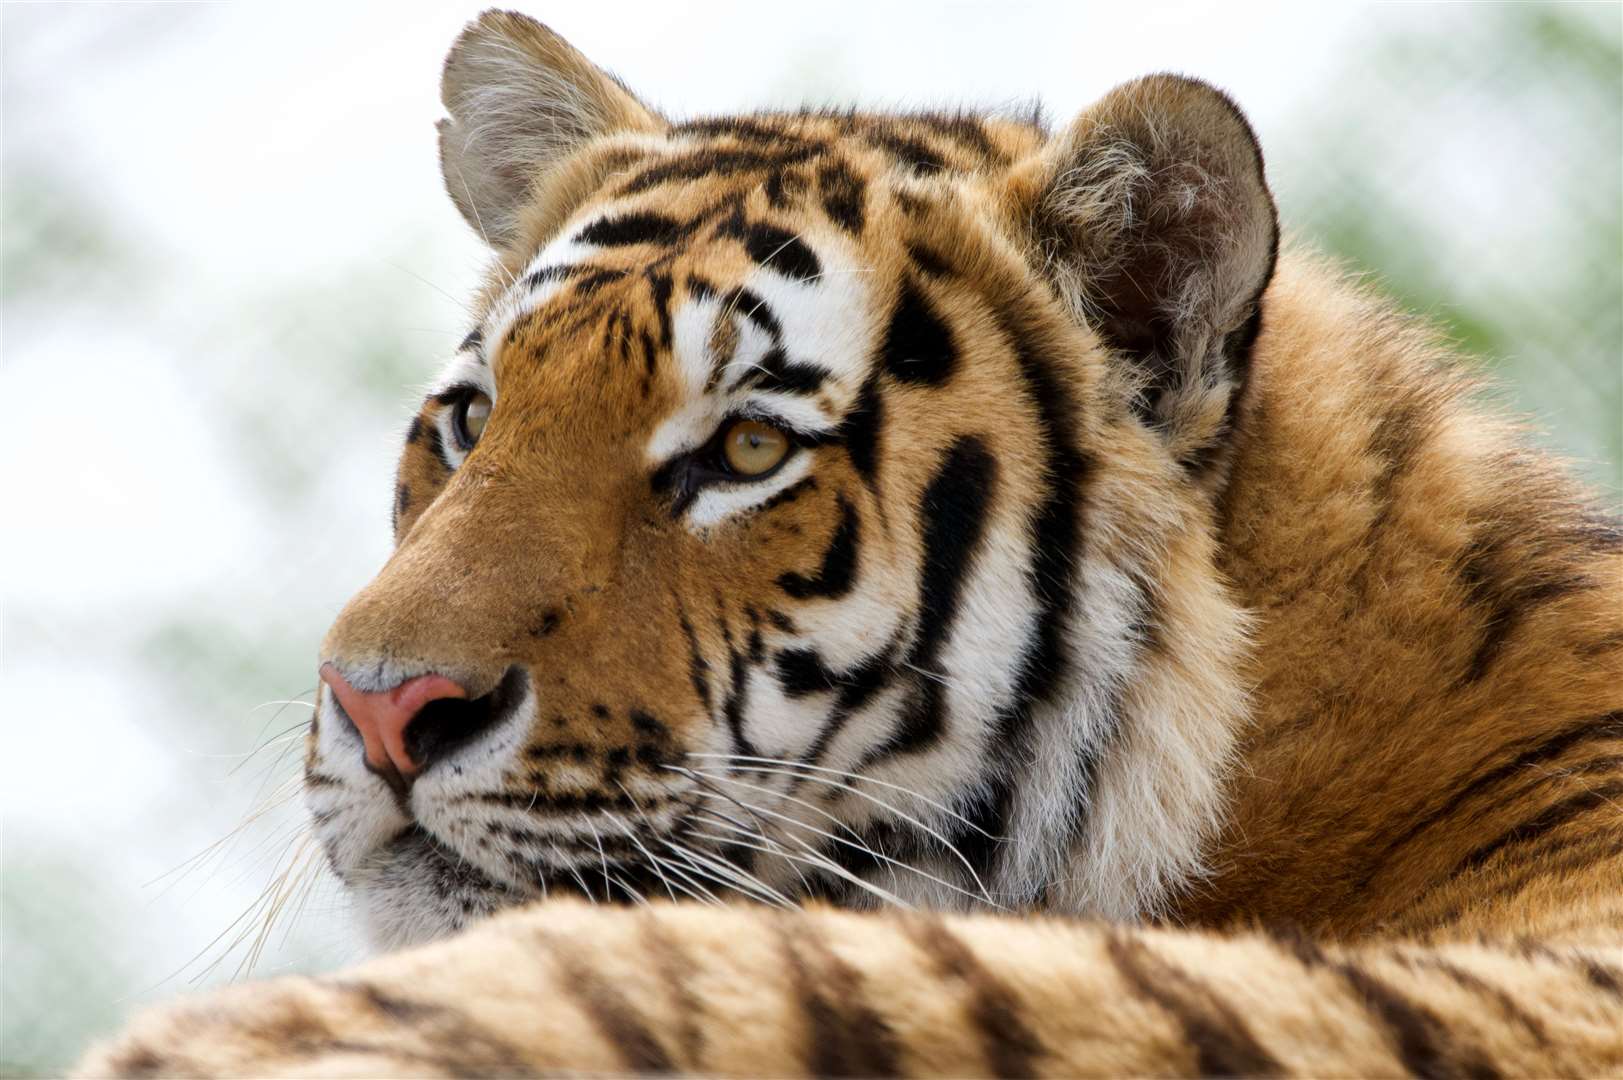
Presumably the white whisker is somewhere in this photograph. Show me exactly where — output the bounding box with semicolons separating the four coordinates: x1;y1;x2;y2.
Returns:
687;824;912;910
686;763;998;902
688;753;1003;840
691;778;1000;908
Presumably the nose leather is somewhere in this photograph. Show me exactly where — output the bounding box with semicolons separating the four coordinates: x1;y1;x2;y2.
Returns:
320;663;468;783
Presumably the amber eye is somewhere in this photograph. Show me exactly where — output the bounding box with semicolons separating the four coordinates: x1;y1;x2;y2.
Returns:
721;419;790;476
452;392;491;450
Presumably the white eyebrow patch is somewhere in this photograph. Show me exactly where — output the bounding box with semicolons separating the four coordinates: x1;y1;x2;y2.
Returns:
479;231;604;358
716;304;777;390
671;291;722;398
427;347;495;402
737;255;876;390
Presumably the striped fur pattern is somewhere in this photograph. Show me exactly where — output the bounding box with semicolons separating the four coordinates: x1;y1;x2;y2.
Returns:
79;11;1622;1076
82;902;1623;1078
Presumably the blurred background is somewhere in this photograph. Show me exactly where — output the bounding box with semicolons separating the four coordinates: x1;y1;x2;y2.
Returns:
2;2;1618;1073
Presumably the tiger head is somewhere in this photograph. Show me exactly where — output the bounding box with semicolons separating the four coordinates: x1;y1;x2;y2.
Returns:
310;10;1276;949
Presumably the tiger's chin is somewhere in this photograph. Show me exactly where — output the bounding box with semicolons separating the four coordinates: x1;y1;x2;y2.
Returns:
348;828;527;952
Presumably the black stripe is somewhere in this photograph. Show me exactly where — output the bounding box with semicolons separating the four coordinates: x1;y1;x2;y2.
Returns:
867;437;996;761
645;270;675;347
938;778;1012;888
1581;957;1623;997
1454;521;1590;686
678;607;713;714
1418;957;1551;1048
458;327;483;352
866;130;946;175
778;494;860;599
1335;961;1498;1080
687;274;719;302
620;145;820;195
912;112;1005;164
102;1044;172;1077
474;788;644;816
772;913;901;1077
907;240;954;278
793;638;900;777
763;166;809;210
841;372;884;494
424;421;450;471
1396;837;1623;933
882;277;956;385
757;475;818;514
1105;934;1281;1077
576;211;694;248
905;916;1042;1079
521;263;578;291
804;918;902;1076
819;817;924;886
725;285;782;340
735;346;829;396
719;216;821;282
669;116;815;145
776;648;841;697
638;911;706;1068
979;302;1091;869
817;160;866;234
571;267;627;297
335;982;533;1075
1360;394;1437;550
540;931;674;1072
638;327;658;380
1359;711;1623;887
720;609;760;758
1450;777;1623;878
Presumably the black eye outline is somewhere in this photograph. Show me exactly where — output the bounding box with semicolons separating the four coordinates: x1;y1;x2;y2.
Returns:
652;413;803;516
436;384;492;454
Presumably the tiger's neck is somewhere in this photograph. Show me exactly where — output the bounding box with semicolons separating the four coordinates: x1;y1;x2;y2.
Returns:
1174;249;1623;936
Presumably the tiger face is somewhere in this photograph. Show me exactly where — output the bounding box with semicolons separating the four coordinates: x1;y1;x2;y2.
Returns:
309;11;1275;949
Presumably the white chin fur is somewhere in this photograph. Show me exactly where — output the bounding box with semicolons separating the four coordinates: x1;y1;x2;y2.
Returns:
351;830;522;952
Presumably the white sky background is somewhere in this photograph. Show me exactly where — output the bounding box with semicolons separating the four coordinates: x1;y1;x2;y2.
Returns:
2;1;1619;1070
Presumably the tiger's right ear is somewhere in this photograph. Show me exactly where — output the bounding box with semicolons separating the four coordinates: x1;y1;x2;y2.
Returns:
438;10;663;249
1006;76;1277;473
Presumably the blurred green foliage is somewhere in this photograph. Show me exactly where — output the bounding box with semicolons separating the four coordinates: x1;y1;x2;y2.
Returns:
1272;4;1621;495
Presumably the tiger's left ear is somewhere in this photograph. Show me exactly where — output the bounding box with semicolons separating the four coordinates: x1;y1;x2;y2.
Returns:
438;11;664;250
1009;75;1278;471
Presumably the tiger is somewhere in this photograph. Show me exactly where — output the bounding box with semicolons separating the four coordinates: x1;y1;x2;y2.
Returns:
79;9;1623;1077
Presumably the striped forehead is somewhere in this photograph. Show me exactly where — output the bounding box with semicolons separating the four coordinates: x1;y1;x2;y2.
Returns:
456;197;878;458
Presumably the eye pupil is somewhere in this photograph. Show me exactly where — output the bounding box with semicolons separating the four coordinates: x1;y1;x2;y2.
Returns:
722;420;790;476
455;392;492;449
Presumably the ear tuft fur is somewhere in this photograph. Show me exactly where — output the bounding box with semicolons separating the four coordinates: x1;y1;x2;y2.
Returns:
1023;75;1278;472
438;10;662;248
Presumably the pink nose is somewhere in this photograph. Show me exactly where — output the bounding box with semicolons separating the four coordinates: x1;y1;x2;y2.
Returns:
319;663;468;787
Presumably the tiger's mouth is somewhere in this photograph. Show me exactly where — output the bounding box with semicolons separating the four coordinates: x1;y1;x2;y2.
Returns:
353;820;700;948
346;826;519;949
391;821;687;906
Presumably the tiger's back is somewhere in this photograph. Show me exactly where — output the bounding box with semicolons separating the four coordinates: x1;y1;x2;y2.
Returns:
78;10;1622;1077
1188;253;1623;945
